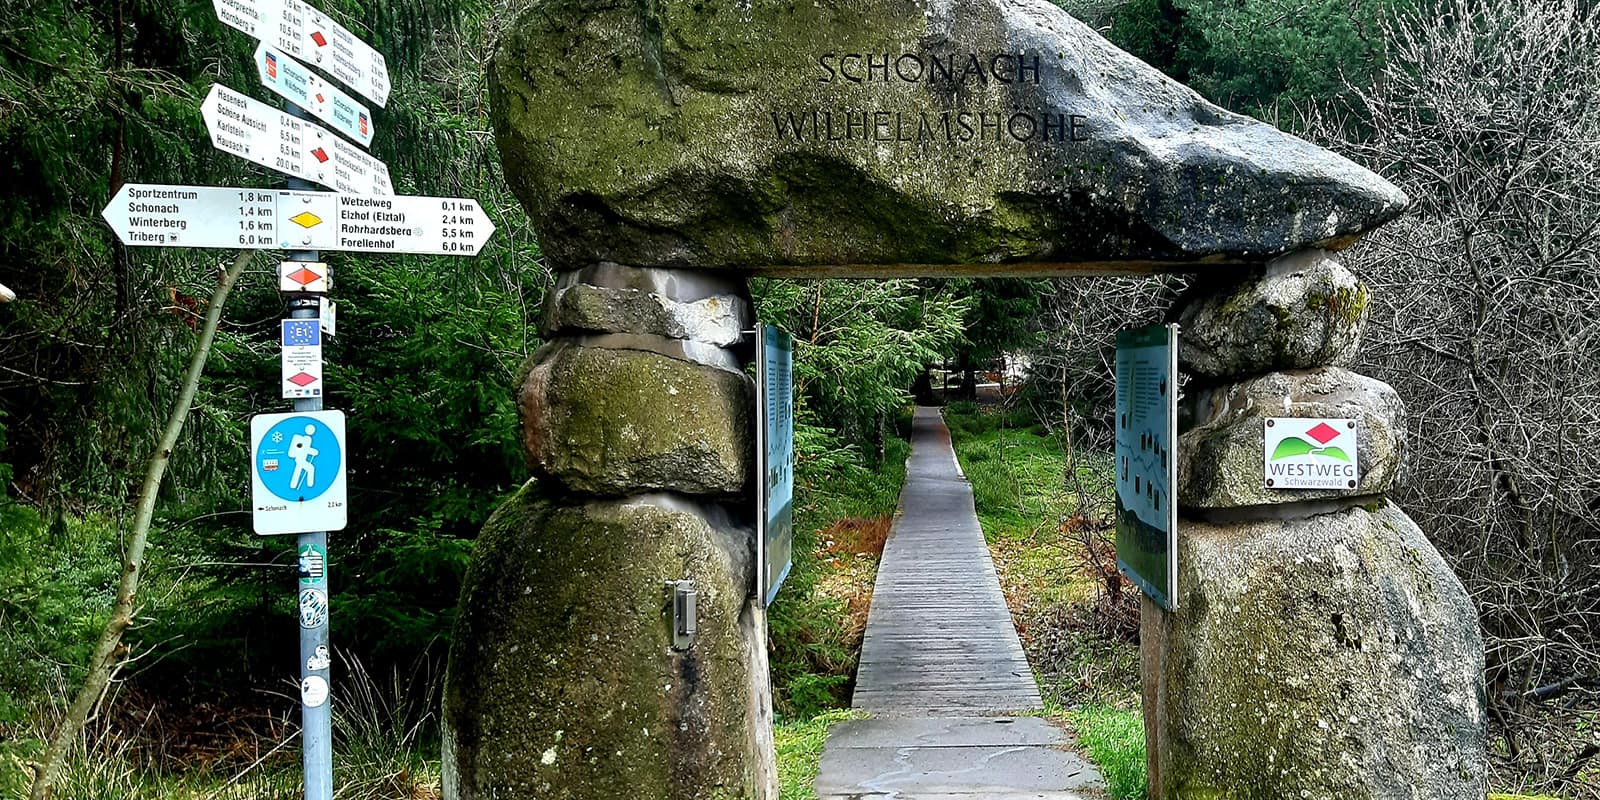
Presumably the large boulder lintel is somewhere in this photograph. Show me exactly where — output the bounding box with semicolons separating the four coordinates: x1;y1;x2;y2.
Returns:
1142;501;1486;800
491;0;1409;275
443;488;776;800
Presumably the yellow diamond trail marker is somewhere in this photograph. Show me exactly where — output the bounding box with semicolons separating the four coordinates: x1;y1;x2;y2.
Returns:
202;84;392;195
213;0;390;107
102;184;496;256
278;261;330;293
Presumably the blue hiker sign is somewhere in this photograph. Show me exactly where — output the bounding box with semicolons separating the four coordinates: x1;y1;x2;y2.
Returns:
251;410;347;535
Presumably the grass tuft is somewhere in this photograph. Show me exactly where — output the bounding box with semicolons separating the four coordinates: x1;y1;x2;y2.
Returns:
1071;704;1147;800
775;709;863;800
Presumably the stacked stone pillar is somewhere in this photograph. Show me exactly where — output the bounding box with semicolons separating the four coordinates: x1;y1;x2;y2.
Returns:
1144;250;1487;799
442;263;777;800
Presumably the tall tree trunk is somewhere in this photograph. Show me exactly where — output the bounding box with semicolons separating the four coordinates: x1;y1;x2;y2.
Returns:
28;250;255;800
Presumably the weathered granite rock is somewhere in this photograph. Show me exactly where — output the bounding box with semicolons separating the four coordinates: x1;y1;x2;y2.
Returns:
1178;249;1369;377
1141;501;1486;800
443;489;777;800
1178;368;1405;509
491;0;1408;275
519;341;752;496
542;264;752;346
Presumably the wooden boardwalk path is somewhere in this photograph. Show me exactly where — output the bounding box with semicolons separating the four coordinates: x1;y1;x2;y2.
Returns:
851;406;1040;715
816;406;1103;799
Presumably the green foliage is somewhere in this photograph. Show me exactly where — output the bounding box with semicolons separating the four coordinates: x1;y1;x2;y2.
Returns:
767;436;909;718
1102;0;1410;124
775;709;864;800
1071;704;1148;800
752;278;968;456
1106;0;1208;83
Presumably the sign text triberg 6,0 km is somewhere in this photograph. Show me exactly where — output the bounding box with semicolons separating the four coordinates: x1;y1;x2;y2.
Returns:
213;0;391;107
101;184;495;256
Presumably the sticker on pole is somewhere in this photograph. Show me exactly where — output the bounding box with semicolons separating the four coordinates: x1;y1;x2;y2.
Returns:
251;410;347;535
1264;418;1359;490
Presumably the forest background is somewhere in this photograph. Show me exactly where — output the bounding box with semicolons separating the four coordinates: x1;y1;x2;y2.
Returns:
1;0;1596;797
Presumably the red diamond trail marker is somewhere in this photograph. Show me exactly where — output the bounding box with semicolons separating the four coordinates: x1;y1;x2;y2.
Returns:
1307;422;1341;445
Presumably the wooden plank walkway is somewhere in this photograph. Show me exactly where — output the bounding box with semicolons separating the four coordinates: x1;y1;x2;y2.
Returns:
816;407;1103;798
851;406;1041;715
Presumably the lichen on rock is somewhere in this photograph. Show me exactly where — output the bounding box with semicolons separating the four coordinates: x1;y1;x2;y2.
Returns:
1143;501;1486;799
1177;367;1406;509
1177;249;1370;377
442;487;776;799
518;340;753;496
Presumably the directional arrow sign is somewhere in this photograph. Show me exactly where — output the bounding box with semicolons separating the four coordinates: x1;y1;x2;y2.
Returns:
202;85;391;195
256;43;374;148
214;0;390;107
102;184;497;256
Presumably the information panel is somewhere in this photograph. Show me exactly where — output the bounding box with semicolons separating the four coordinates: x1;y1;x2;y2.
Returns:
756;325;795;607
1114;324;1178;610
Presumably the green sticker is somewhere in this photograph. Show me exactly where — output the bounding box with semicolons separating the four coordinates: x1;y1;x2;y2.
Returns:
297;544;327;585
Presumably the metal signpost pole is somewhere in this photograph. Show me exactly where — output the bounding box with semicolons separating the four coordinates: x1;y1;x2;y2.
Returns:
284;99;333;800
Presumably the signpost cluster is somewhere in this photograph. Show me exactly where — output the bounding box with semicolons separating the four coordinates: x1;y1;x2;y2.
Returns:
99;3;496;797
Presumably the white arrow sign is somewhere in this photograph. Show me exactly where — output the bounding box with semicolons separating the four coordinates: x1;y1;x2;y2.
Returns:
202;85;391;195
256;43;374;148
214;0;390;107
101;184;497;256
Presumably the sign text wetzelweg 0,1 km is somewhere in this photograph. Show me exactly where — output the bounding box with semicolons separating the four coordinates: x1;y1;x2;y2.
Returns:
101;184;496;256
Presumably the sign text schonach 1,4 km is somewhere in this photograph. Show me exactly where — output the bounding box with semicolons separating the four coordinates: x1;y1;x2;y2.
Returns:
101;184;496;256
202;84;391;195
256;43;374;148
213;0;390;107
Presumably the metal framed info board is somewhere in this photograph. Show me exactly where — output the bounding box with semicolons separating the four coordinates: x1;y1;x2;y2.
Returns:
1114;324;1179;610
756;325;795;607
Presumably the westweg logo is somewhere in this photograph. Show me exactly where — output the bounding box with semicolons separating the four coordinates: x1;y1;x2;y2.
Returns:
1264;418;1359;490
1271;421;1351;462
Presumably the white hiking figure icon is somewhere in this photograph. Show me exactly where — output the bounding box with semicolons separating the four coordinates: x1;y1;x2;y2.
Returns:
289;424;319;490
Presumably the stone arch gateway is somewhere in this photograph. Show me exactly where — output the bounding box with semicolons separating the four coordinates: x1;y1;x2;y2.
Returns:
441;1;1486;799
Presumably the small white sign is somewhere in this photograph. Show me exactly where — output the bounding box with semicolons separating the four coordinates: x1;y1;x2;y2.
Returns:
256;43;374;147
280;319;323;399
213;0;391;107
279;261;330;293
201;85;392;195
319;297;337;338
300;675;330;708
1264;418;1360;490
251;410;348;535
102;184;497;256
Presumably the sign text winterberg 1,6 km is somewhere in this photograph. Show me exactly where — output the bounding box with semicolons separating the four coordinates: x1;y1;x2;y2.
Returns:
101;183;496;256
202;84;392;195
213;0;390;107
